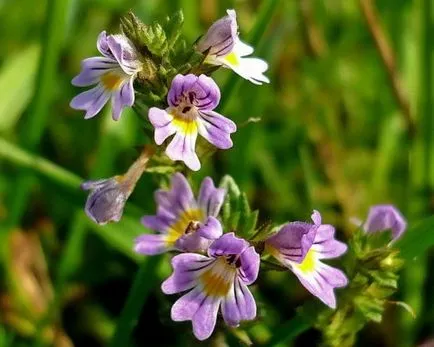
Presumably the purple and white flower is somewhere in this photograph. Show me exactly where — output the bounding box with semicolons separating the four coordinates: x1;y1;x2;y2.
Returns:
162;232;260;341
265;210;348;309
363;204;407;241
134;173;226;255
148;74;236;171
70;31;142;121
197;9;269;85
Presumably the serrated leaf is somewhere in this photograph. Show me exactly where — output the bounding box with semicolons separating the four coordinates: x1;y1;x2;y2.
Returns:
164;10;184;49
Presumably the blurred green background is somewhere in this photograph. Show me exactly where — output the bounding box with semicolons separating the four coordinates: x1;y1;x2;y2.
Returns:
0;0;432;346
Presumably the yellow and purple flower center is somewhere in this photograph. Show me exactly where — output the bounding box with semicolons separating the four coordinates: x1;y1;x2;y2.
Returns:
294;249;316;274
165;208;204;245
199;257;237;297
100;71;125;91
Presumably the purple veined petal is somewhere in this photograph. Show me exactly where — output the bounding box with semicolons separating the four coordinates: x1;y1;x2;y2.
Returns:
208;232;249;258
193;75;221;110
265;222;317;263
72;57;118;87
197;216;223;240
153;190;179;220
196;8;238;57
148;107;176;145
167;74;199;107
197;177;225;217
134;234;173;255
197;112;236;149
221;278;256;327
363;204;407;240
238;246;260;285
84;180;126;225
175;233;213;254
291;258;347;309
141;215;171;232
111;76;135;121
171;287;206;321
106;34;140;75
70;84;111;119
162;253;213;294
192;295;221;341
312;238;348;260
165;130;201;171
96;31;115;58
199;110;237;133
169;173;197;212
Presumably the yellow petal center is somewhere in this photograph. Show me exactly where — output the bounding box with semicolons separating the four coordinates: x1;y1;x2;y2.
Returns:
296;249;316;273
165;208;204;245
200;257;236;297
223;52;240;66
101;71;124;91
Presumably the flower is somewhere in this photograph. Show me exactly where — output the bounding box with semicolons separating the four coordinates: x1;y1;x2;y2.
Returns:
265;210;348;308
363;204;407;241
82;146;153;224
135;173;226;255
197;9;269;85
148;74;236;171
162;232;260;341
70;31;142;121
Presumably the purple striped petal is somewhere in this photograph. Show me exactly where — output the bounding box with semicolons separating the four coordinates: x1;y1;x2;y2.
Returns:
221;278;256;327
197;177;225;217
166;131;200;171
148;107;176;145
111;77;135;121
197;216;223;240
71;57;118;86
134;234;172;255
197;111;236;149
208;232;249;258
238;246;260;285
70;84;110;119
96;31;115;58
191;295;221;341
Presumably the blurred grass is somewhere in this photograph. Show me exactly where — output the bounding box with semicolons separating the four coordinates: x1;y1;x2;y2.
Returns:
0;0;432;346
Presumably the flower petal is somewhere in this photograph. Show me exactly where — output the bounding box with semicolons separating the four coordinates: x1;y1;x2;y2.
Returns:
197;110;236;149
70;84;110;119
162;253;213;294
134;234;173;255
197;216;223;240
364;204;407;240
238;246;260;285
197;177;225;216
171;287;205;321
111;77;135;121
219;53;269;85
166;130;201;171
106;34;140;75
222;279;256;326
208;232;249;258
192;295;221;341
140;215;171;232
72;57;118;86
96;31;114;58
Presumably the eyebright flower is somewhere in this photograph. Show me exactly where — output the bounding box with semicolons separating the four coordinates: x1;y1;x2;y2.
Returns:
81;146;153;225
135;173;226;255
162;232;260;341
265;210;348;308
363;204;407;241
197;9;269;85
70;31;142;120
148;74;236;171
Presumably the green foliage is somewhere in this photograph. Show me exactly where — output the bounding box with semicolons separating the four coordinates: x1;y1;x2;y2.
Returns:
219;175;259;239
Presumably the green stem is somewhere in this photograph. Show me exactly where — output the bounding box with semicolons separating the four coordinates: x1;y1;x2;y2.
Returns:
109;256;162;347
7;0;70;227
267;313;311;346
0;137;82;189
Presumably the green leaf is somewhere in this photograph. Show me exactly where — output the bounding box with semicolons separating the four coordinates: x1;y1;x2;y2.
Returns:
395;215;434;259
0;45;40;132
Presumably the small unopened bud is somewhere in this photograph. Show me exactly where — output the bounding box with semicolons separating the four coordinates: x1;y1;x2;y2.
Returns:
81;146;154;225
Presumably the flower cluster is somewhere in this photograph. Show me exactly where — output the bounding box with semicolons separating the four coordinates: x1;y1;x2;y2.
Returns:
134;174;349;340
70;7;411;344
71;9;268;172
